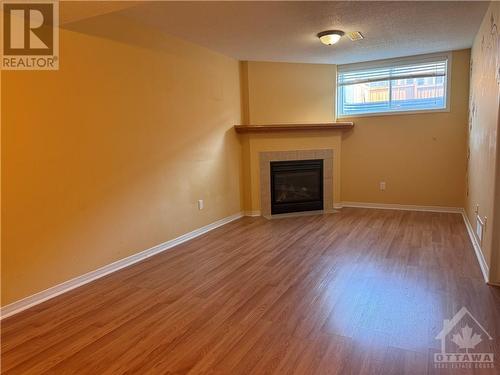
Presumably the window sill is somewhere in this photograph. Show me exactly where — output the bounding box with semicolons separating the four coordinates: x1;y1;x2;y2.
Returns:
337;107;450;119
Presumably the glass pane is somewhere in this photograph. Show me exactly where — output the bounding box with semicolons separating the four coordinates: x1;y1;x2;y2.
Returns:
273;171;321;203
390;76;445;110
339;76;446;116
341;81;390;115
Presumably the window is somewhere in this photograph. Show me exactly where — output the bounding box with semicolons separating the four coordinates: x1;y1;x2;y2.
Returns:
337;53;450;117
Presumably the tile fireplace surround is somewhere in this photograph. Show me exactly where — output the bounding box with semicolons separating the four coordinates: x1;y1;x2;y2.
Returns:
259;149;334;217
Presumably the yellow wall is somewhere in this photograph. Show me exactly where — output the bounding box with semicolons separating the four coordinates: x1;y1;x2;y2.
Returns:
1;13;242;305
246;62;336;124
466;2;500;282
342;50;469;207
242;51;469;211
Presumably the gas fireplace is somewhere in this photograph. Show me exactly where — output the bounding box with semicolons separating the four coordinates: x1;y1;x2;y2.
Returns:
270;159;323;214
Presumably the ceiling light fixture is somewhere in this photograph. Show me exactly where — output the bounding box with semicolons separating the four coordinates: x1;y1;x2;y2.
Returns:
317;30;345;45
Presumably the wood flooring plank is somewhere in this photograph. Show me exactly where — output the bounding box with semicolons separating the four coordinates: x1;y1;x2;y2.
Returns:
2;209;499;374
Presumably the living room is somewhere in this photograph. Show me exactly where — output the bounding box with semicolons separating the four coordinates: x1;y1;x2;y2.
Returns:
2;1;499;373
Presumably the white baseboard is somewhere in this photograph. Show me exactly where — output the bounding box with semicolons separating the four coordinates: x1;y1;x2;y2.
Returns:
0;212;244;320
244;210;261;217
340;201;463;213
461;210;489;283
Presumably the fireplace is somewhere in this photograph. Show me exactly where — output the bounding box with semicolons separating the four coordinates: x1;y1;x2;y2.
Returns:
270;159;323;214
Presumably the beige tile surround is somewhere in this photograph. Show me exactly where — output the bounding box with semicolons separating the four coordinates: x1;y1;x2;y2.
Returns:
259;149;334;217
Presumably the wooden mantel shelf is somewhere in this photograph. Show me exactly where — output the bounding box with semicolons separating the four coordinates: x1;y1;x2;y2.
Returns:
234;122;354;133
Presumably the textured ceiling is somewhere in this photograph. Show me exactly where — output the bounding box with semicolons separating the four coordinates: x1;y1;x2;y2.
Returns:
112;1;489;64
60;2;139;25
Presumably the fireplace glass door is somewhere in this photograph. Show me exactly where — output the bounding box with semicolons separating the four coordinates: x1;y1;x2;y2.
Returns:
270;159;323;214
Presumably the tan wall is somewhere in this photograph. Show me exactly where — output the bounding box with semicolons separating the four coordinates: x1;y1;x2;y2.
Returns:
492;111;500;283
246;62;336;124
1;13;242;306
342;50;469;207
466;2;500;282
243;51;469;211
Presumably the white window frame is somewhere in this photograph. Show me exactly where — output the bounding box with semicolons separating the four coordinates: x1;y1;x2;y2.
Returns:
336;51;452;119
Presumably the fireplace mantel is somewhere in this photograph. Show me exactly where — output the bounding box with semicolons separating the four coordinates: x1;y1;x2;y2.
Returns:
234;122;354;134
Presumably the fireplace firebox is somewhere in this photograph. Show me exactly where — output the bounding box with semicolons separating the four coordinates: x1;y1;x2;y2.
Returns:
270;159;323;215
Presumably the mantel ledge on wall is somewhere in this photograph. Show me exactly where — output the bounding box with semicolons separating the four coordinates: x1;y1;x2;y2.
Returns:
234;122;354;133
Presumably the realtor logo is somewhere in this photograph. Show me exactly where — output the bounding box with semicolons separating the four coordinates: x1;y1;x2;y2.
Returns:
1;0;59;69
434;307;494;369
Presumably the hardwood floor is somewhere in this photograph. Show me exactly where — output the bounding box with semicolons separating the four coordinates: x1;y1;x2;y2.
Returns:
2;208;500;374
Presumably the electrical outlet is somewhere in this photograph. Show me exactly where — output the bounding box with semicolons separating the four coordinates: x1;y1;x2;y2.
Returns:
379;181;386;191
198;199;204;210
475;204;479;214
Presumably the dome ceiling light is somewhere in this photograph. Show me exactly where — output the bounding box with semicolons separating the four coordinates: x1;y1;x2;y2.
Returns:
317;30;364;45
317;30;345;45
